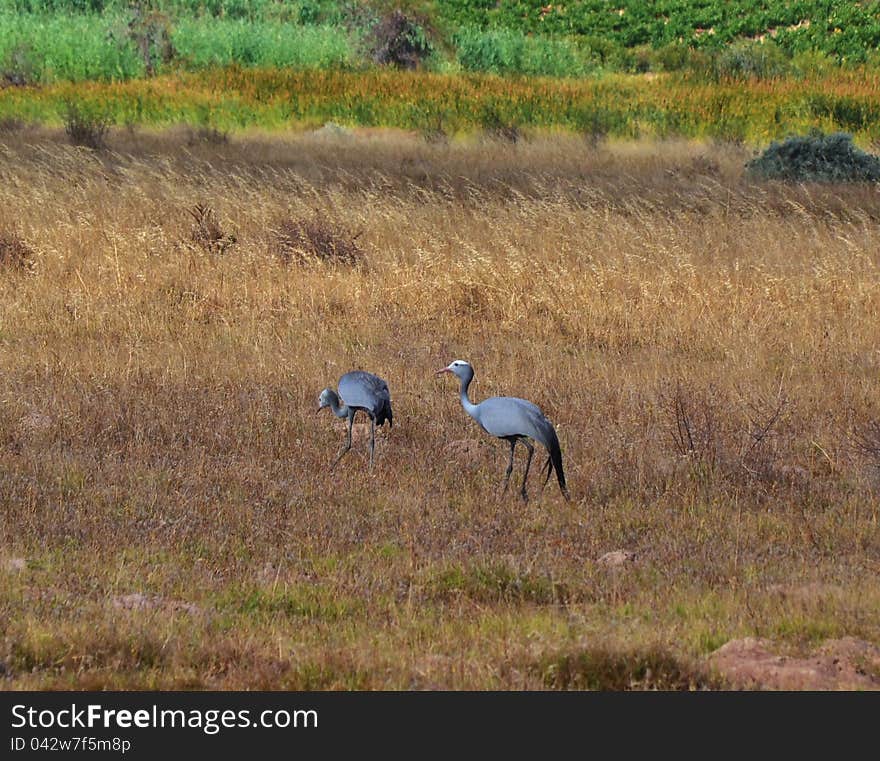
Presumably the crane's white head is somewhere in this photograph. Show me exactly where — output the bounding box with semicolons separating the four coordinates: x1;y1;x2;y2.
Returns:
317;387;339;413
436;359;473;382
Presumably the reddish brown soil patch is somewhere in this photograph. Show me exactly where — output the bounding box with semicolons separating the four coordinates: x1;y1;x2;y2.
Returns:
709;637;880;690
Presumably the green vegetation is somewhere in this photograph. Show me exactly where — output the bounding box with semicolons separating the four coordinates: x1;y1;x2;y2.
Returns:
3;1;880;83
746;131;880;182
443;1;880;56
173;17;353;70
453;26;596;77
5;67;880;146
0;11;145;82
0;10;354;83
428;562;564;604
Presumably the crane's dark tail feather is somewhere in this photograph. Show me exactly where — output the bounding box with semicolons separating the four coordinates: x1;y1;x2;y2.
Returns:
546;429;569;500
376;399;393;428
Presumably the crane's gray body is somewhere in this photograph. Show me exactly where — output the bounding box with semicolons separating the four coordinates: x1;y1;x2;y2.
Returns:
337;371;393;427
318;370;393;469
438;360;569;501
470;396;556;445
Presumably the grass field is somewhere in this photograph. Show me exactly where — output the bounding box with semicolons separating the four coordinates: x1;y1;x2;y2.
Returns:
0;127;878;689
5;66;880;143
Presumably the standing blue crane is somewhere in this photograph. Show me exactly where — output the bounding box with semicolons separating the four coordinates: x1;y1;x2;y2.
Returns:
436;360;569;501
317;370;393;470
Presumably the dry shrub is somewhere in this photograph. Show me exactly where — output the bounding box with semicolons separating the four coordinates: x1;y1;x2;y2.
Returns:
0;117;26;133
1;43;36;88
62;102;111;150
737;387;790;484
0;231;35;272
271;211;363;266
663;382;723;483
853;419;880;479
188;203;237;255
368;9;433;70
124;6;176;77
421;112;449;145
185;126;229;146
480;105;521;144
661;381;798;494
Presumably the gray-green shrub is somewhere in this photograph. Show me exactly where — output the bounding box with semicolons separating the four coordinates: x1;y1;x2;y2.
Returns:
746;132;880;182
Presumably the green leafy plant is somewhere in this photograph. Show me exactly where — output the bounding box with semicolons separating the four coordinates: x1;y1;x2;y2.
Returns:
747;131;880;182
715;39;789;80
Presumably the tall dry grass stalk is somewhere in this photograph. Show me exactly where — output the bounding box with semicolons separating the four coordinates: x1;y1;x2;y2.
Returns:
0;128;878;689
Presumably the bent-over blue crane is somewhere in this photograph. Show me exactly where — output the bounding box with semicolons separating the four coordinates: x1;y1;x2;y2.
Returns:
317;370;393;469
436;360;569;501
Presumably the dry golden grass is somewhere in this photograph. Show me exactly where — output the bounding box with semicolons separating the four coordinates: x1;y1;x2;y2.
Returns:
0;126;878;689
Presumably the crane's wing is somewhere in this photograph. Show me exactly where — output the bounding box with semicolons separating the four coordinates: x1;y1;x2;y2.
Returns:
473;397;555;446
338;371;393;426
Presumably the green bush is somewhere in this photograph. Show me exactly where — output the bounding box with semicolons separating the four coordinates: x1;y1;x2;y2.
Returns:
0;11;145;82
650;42;694;72
172;18;353;70
715;39;789;80
746;131;880;182
789;49;835;79
454;26;593;77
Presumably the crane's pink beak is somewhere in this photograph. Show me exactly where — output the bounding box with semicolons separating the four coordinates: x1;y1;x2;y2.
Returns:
436;367;451;376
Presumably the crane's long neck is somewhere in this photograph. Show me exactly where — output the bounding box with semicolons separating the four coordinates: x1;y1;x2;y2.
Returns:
329;393;350;420
459;372;479;419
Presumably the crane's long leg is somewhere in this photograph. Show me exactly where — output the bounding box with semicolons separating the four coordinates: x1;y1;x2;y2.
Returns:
541;455;553;486
519;438;535;502
501;438;516;496
368;416;376;471
331;412;354;470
